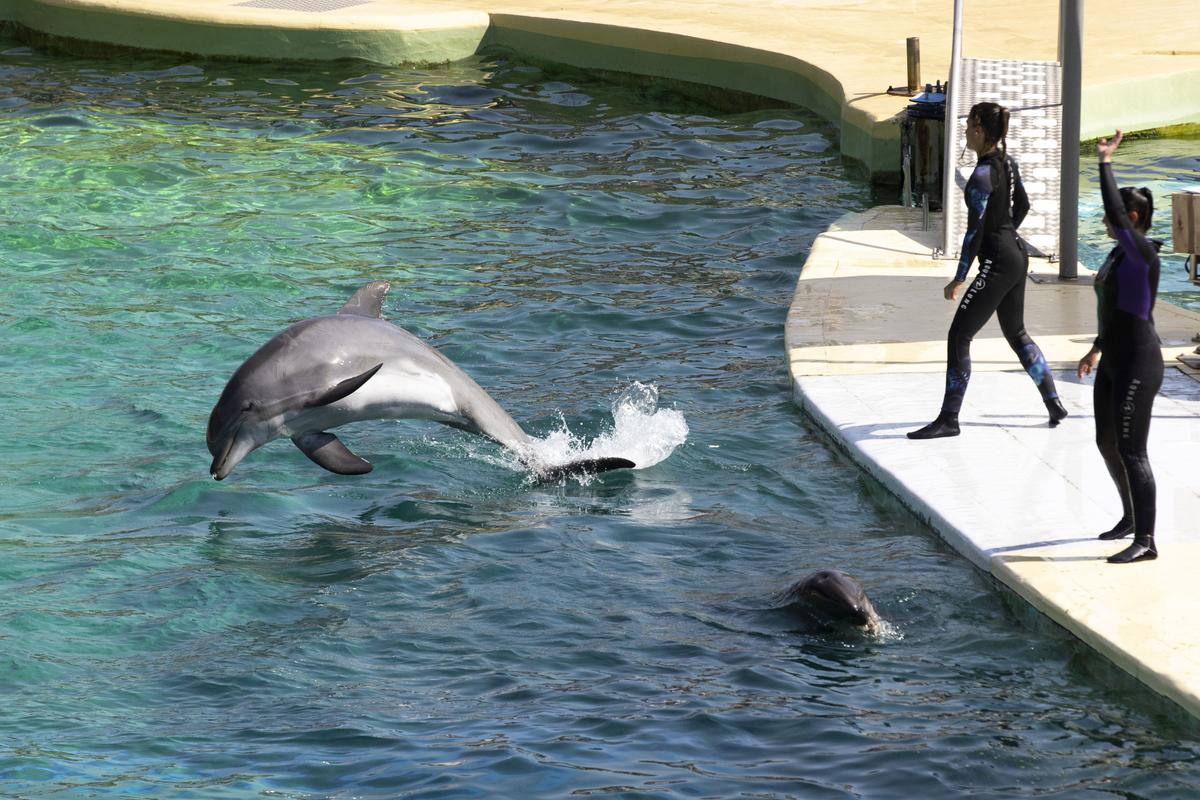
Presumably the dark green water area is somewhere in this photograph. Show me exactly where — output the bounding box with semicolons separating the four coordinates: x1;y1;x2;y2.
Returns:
1;36;1199;799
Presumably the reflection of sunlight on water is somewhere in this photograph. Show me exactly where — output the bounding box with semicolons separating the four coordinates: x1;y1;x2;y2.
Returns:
623;486;697;524
526;382;688;479
521;483;697;527
872;619;904;642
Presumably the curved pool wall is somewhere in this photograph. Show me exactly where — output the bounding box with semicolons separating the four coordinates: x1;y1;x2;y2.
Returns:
0;3;879;174
3;0;1200;183
0;1;492;66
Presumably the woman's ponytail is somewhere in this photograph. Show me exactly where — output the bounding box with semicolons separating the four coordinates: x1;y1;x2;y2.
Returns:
968;102;1010;153
1118;186;1154;231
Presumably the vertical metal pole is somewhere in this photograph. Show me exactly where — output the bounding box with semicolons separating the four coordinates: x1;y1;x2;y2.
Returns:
1058;0;1082;279
906;37;921;93
1057;0;1065;63
902;151;913;207
941;0;965;258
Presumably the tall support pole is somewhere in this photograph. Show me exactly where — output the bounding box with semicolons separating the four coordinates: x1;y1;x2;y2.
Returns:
1058;0;1083;279
906;37;921;93
940;0;965;257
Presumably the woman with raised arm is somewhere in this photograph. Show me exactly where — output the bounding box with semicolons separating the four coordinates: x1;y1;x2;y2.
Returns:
908;102;1066;440
1076;130;1163;564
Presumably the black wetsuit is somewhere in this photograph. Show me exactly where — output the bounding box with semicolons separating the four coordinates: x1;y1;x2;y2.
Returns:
1093;162;1162;552
941;151;1059;414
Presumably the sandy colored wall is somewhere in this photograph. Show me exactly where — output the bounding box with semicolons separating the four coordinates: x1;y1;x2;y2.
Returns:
0;1;489;64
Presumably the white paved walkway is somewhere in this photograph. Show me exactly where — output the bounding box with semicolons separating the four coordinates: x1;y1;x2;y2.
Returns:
789;206;1200;717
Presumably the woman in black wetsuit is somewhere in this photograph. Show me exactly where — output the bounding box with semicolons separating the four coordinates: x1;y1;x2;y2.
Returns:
1076;130;1162;564
909;102;1067;439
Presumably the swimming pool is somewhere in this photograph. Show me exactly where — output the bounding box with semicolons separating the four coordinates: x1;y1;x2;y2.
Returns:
2;39;1199;798
1079;136;1200;312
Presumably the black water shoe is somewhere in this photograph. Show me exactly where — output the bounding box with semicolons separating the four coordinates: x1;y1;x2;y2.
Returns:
1046;398;1069;427
1098;517;1134;541
1107;539;1157;564
907;413;960;440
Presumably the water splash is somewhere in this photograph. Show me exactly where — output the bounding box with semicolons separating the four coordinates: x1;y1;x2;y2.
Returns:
525;382;688;481
868;618;904;641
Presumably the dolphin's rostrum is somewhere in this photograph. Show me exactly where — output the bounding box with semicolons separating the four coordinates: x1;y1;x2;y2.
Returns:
207;281;635;481
777;569;882;631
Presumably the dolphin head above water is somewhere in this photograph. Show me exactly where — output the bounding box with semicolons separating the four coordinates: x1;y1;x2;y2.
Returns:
206;368;266;481
205;322;385;480
779;569;882;630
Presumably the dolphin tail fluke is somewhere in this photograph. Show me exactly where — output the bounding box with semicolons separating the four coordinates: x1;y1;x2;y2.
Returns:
536;457;636;482
293;432;373;475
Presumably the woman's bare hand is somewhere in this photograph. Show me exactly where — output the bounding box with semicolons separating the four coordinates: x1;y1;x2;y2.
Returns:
1097;130;1123;163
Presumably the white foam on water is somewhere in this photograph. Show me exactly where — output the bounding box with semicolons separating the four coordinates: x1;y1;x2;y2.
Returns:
870;619;904;641
420;382;687;482
524;382;688;480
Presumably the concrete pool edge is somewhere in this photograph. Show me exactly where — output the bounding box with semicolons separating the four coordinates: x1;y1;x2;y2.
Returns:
0;1;492;66
481;16;890;178
788;205;1200;721
0;3;892;177
794;374;1200;726
6;1;1199;183
991;542;1200;720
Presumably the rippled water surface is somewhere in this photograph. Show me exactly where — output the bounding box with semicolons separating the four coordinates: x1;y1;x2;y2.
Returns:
1078;137;1200;310
2;39;1200;799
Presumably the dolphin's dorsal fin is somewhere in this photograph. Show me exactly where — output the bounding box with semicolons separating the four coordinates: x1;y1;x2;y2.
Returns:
338;281;390;318
305;364;382;408
292;432;373;475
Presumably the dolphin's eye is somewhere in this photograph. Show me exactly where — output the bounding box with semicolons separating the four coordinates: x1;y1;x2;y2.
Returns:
243;401;256;412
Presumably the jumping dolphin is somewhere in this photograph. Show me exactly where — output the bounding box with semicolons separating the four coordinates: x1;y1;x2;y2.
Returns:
777;569;882;631
206;281;635;482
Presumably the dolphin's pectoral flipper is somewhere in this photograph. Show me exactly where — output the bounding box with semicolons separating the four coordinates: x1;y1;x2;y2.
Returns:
292;432;373;475
338;281;391;318
537;457;636;482
305;364;383;409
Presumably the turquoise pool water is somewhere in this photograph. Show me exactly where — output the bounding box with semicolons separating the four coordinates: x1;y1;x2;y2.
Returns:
1079;137;1200;310
2;40;1199;799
